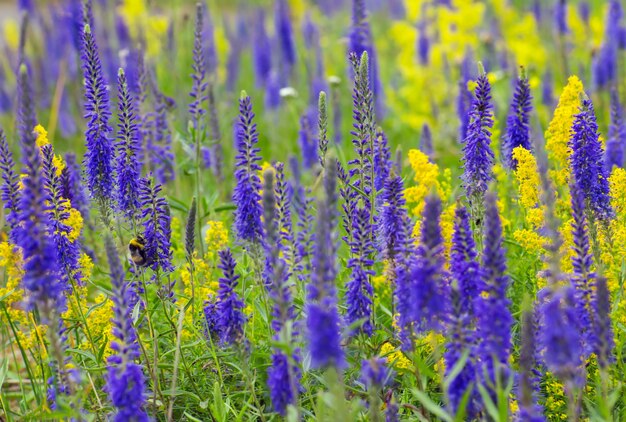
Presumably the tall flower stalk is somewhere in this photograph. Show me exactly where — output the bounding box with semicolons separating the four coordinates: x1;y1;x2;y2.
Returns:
80;24;114;207
445;205;479;417
263;169;301;416
114;68;141;222
570;97;613;220
215;248;246;346
503;67;532;168
104;235;149;421
462;63;494;224
0;128;20;242
306;157;344;369
475;192;512;401
233;92;263;245
138;177;174;278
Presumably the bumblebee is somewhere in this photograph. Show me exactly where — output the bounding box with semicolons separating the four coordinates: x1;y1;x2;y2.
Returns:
129;235;151;267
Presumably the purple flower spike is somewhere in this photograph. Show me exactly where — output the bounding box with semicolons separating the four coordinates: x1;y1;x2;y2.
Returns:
233;92;264;244
306;158;344;370
462;64;494;211
80;24;114;202
215;248;246;346
114;68;141;220
504;67;533;168
475;192;513;400
570;97;613;220
104;235;149;422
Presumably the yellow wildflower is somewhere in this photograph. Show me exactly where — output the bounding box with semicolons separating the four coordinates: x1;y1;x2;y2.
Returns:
88;294;115;356
3;19;19;50
610;167;626;214
146;16;168;58
204;220;229;256
513;229;547;255
0;242;27;325
404;149;441;216
79;253;94;280
380;342;412;369
64;205;84;242
512;147;540;209
34;124;50;147
545;76;584;170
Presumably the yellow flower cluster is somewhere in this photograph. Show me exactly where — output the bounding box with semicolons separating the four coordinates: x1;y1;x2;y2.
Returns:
404;149;445;217
87;295;115;356
60;201;84;242
34;124;65;176
513;229;547;256
610;168;626;215
0;242;26;324
204;220;229;258
117;0;168;58
545;76;584;172
542;373;567;421
2;19;19;50
380;342;412;370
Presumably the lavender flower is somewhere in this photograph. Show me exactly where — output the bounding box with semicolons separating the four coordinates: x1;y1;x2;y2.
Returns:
150;77;175;184
306;158;344;369
570;97;613;220
361;357;392;389
374;129;391;192
462;64;494;212
417;18;429;65
475;192;513;396
554;0;568;34
189;3;207;132
233;92;264;244
594;276;614;369
114;68;141;220
518;307;545;422
215;248;246;346
81;24;114;202
378;174;411;264
17;63;37;154
61;153;90;225
605;88;625;170
570;184;596;356
15;64;64;311
538;286;583;385
138;177;173;273
252;10;272;87
41;145;82;290
275;0;296;69
345;206;375;335
208;84;223;179
420;123;433;159
593;1;622;88
504;68;532;168
348;51;376;208
0;128;20;241
299;113;317;169
318;91;329;168
263;170;301;415
445;206;479;418
410;194;448;333
104;235;149;422
450;205;479;318
349;0;383;116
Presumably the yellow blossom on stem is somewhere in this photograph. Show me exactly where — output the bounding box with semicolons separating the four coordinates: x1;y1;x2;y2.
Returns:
404;149;441;217
545;76;584;170
380;342;412;370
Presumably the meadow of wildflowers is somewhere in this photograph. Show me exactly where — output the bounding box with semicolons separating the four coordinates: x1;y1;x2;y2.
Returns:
1;0;626;420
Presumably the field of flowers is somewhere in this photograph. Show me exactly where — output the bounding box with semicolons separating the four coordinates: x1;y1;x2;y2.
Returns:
1;0;626;420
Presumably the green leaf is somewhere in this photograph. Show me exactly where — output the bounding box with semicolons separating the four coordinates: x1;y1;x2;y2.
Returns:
411;388;453;422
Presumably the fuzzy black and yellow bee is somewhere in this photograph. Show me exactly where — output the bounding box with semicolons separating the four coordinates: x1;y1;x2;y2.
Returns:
129;235;151;267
